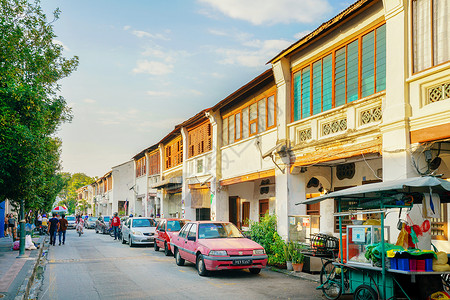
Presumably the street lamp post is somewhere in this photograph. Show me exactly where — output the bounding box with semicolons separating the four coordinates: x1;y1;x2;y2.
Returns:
17;199;25;257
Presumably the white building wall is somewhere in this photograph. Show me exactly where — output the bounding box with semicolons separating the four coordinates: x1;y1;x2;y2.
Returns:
112;160;134;216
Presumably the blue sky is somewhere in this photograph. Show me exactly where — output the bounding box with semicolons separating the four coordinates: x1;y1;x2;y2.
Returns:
41;0;351;177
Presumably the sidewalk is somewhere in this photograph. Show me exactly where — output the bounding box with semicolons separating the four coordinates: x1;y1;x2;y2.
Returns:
0;235;45;300
268;266;320;282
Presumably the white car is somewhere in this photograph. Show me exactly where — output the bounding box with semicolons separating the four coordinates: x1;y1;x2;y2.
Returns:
121;217;157;247
66;216;76;229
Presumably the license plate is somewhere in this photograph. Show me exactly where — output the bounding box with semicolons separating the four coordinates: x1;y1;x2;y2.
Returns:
232;259;252;265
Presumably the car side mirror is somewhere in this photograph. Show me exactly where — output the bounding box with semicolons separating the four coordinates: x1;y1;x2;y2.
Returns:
187;236;196;241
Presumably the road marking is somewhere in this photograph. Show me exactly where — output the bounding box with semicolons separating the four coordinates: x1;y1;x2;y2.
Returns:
178;270;186;273
47;255;172;264
207;281;237;288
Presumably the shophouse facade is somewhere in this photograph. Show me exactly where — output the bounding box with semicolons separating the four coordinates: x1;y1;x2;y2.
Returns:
207;70;278;229
111;160;135;216
133;153;147;217
268;0;450;246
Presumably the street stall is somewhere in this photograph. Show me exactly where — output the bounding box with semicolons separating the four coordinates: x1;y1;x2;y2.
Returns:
297;176;450;300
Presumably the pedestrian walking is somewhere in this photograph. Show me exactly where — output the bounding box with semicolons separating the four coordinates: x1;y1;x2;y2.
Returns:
8;214;16;240
48;213;59;246
58;214;68;245
112;212;121;240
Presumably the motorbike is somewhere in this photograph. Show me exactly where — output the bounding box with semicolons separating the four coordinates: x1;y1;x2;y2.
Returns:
109;226;122;240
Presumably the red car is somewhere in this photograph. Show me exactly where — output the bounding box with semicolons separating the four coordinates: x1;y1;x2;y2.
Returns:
154;218;188;256
171;221;267;276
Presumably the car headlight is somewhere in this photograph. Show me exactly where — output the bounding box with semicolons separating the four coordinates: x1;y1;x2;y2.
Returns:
253;249;265;255
132;230;143;235
209;250;227;256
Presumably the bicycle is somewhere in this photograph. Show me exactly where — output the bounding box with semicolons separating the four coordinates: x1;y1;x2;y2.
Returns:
318;259;349;300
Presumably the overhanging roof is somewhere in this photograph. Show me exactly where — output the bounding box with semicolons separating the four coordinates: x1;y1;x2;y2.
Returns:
298;176;450;205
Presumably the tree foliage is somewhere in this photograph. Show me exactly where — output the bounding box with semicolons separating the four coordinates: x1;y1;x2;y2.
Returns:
247;214;286;265
0;0;79;210
58;173;95;214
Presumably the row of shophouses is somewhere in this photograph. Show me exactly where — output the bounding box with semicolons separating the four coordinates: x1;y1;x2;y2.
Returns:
77;0;450;250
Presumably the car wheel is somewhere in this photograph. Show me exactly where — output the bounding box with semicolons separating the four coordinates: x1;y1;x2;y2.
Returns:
196;254;209;276
164;242;171;256
129;236;134;247
249;268;261;275
154;241;160;251
175;248;184;266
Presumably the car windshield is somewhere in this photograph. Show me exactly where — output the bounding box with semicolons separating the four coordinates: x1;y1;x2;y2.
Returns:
88;217;96;221
132;219;156;227
103;217;110;222
66;217;75;221
198;223;243;239
167;220;185;232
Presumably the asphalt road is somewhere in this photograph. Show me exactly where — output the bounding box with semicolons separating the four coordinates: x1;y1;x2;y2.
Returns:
37;229;323;300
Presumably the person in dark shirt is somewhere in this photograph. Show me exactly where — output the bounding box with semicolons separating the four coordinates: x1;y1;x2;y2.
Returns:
48;213;59;246
58;214;68;245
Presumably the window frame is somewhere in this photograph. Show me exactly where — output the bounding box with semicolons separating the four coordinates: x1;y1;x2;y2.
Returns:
291;22;386;122
221;90;277;146
411;0;450;74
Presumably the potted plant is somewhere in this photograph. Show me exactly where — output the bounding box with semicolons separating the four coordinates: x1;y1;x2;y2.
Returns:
284;241;294;271
291;245;305;272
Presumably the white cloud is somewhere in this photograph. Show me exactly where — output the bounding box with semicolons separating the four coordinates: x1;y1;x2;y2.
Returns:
198;0;332;25
132;30;170;41
187;89;203;96
83;98;96;104
53;39;70;51
294;30;312;40
123;25;131;31
146;90;172;97
132;60;174;75
216;39;292;67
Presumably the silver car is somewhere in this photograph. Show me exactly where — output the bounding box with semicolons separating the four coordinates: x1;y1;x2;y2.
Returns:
121;217;157;247
66;216;76;229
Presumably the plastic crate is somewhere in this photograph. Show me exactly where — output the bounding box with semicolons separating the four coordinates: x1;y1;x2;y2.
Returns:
410;259;417;271
425;259;433;272
397;258;410;271
416;259;426;272
390;258;398;270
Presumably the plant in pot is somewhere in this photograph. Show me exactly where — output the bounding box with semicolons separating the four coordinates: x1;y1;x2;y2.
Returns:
284;241;295;271
291;246;305;272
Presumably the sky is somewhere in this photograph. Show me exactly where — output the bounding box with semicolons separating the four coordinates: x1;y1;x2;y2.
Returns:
40;0;351;178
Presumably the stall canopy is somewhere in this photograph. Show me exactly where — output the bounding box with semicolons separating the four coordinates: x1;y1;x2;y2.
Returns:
297;176;450;205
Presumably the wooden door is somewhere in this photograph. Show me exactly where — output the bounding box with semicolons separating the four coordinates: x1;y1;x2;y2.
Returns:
242;202;250;227
259;199;269;220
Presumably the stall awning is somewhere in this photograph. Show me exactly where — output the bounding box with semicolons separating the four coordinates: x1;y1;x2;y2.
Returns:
290;139;381;172
150;177;182;189
297;176;450;205
191;187;211;209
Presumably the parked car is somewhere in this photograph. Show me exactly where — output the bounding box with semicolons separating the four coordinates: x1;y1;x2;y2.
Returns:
95;216;111;234
66;216;76;229
171;221;267;276
121;217;157;247
154;218;188;256
85;216;97;229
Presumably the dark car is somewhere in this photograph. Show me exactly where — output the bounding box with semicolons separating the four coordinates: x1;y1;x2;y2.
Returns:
154;218;188;256
95;216;111;234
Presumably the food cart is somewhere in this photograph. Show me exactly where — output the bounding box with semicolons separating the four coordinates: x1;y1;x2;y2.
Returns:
298;176;450;300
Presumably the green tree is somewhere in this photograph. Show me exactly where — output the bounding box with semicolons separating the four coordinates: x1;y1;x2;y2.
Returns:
58;173;94;214
0;0;78;210
77;199;91;215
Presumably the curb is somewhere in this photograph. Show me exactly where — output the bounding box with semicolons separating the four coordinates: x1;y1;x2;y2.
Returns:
268;266;320;283
14;236;46;300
